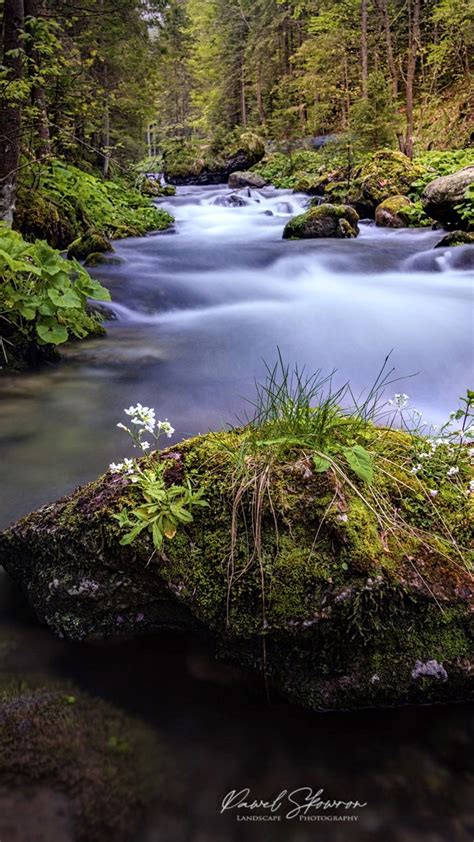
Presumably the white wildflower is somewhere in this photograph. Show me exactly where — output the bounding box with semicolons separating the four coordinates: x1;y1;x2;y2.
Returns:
109;462;123;473
429;489;438;498
158;420;175;438
469;480;474;493
410;464;422;475
389;393;409;410
446;466;459;477
140;441;151;451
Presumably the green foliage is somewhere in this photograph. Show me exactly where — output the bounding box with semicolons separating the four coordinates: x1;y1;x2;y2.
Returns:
114;462;208;550
16;161;173;247
349;72;399;153
455;184;474;229
410;149;474;197
0;226;110;363
252;151;324;189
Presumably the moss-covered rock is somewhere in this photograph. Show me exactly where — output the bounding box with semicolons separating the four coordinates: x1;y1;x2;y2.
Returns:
375;195;414;228
422;166;474;229
163;132;265;185
348;150;424;217
0;675;160;841
141;178;176;198
0;426;472;712
434;230;474;248
14;188;79;250
67;231;114;261
283;203;359;239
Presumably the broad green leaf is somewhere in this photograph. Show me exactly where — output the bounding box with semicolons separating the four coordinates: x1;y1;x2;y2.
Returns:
343;445;374;485
36;322;68;345
47;288;82;308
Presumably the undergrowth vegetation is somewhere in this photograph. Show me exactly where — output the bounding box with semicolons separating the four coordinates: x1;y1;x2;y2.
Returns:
14;161;174;249
0;226;110;371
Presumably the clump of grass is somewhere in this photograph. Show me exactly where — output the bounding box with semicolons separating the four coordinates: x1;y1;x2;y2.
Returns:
221;353;472;657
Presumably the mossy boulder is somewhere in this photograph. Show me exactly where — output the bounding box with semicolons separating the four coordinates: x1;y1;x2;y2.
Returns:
375;195;414;228
422;166;474;229
349;150;424;217
434;230;474;248
163;132;265;185
283;203;359;239
0;675;160;841
67;231;113;261
0;427;472;712
14;188;79;250
141;178;176;198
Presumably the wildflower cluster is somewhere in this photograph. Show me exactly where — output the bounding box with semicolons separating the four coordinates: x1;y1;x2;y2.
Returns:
108;404;207;551
392;389;474;496
110;404;175;473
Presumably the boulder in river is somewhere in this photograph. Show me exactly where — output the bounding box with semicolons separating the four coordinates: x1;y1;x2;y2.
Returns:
0;427;472;712
434;230;474;248
228;171;267;189
283;203;359;239
375;195;414;228
214;193;248;208
422;166;474;228
347;150;424;217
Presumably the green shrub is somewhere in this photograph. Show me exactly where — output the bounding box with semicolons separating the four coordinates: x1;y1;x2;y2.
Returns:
15;160;174;248
0;226;111;369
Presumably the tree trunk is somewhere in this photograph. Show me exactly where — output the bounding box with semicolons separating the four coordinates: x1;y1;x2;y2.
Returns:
0;0;25;224
24;0;51;160
361;0;368;97
240;55;247;127
256;62;265;124
404;0;421;159
374;0;398;98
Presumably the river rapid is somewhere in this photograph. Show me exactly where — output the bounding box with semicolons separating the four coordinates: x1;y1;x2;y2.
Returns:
0;185;473;841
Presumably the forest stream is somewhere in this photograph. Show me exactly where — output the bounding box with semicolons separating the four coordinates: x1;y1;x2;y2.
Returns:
0;185;473;841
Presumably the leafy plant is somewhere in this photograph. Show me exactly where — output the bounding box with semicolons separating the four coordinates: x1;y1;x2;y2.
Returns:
16;160;173;248
110;404;208;551
0;225;111;362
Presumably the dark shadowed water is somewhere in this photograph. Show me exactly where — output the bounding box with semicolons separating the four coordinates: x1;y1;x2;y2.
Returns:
0;185;473;840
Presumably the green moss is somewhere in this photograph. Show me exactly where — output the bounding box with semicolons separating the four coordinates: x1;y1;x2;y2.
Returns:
67;231;113;260
283;204;359;239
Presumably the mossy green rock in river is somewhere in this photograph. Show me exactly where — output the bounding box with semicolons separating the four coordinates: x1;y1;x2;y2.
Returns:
283;204;359;239
1;428;472;711
0;675;160;841
375;195;414;228
347;150;424;217
67;230;113;261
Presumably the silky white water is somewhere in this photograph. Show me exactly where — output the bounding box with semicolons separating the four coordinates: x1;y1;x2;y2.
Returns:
0;184;472;526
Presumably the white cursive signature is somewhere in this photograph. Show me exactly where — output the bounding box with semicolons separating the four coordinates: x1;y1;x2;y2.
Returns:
221;788;367;819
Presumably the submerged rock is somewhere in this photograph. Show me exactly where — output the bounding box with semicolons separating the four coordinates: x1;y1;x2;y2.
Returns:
375;195;413;228
228;171;266;189
0;675;159;842
422;165;474;228
213;193;248;208
0;428;472;712
283;203;359;239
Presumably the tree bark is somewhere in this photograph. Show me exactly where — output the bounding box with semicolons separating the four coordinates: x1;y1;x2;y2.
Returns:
24;0;51;160
361;0;368;97
404;0;421;159
0;0;25;224
373;0;398;97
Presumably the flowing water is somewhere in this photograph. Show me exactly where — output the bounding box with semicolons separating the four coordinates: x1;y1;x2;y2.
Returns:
0;185;473;840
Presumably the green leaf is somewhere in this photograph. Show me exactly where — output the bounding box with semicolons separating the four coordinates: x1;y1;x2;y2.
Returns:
47;288;82;309
313;454;331;473
36;322;68;345
343;445;374;484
